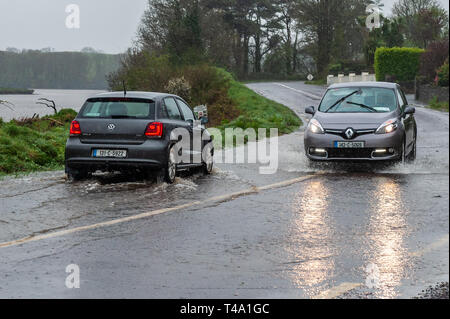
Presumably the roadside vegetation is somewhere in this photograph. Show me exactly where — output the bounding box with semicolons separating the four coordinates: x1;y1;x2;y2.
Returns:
0;109;76;176
428;97;449;112
304;79;327;86
109;58;301;146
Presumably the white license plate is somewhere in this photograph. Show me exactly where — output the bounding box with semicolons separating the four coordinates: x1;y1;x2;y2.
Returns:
334;141;365;148
93;149;127;158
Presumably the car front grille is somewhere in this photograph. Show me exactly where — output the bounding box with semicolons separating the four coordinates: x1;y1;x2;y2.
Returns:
327;148;374;159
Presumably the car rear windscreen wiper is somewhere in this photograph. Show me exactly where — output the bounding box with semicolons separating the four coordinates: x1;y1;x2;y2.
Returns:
110;115;137;119
325;90;360;113
346;101;378;112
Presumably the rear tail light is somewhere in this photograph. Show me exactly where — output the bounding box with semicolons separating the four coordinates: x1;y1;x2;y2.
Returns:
70;120;82;136
145;122;163;138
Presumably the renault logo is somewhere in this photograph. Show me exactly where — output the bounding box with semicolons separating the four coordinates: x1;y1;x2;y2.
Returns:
345;128;355;139
107;124;116;131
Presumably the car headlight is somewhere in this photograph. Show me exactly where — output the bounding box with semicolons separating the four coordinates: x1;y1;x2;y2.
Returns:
308;119;324;134
376;119;398;134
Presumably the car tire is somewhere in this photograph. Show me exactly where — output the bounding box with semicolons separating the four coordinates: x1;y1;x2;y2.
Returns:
202;144;214;175
67;167;89;181
159;146;177;184
408;135;417;162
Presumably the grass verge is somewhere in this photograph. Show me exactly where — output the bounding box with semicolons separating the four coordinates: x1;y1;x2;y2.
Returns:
304;78;327;86
0;109;76;177
427;97;449;112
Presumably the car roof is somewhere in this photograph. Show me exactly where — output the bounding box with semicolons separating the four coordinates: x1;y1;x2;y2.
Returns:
88;91;179;100
328;82;398;89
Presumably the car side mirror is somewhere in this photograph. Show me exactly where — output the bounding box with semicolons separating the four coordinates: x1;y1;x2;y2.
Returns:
186;118;195;126
404;106;415;116
194;105;209;125
305;106;315;115
200;116;209;125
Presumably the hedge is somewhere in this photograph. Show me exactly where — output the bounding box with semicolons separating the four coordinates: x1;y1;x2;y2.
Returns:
374;47;425;82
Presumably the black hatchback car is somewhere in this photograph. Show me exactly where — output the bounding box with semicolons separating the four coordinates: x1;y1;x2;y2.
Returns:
65;92;214;183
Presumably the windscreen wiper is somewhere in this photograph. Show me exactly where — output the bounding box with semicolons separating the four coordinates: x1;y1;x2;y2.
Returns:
325;90;360;113
110;115;136;119
346;101;378;112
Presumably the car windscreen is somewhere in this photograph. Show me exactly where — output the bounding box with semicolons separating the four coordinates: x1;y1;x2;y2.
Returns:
79;98;156;119
318;87;397;113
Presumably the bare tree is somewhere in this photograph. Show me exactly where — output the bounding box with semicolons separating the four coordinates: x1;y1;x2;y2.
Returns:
36;98;57;114
0;100;14;111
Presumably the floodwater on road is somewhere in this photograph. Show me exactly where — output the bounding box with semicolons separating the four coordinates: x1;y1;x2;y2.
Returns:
0;89;105;122
0;82;448;299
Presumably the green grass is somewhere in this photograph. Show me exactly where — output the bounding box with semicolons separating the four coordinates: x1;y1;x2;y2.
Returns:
304;78;327;86
213;76;302;147
0;109;77;177
428;97;449;112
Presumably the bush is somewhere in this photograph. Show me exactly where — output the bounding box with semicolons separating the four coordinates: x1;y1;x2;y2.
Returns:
165;77;192;102
328;63;342;75
374;47;425;82
437;60;449;87
420;40;449;82
327;60;372;75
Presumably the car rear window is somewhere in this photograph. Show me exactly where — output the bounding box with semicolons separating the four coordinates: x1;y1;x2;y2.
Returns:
79;98;156;119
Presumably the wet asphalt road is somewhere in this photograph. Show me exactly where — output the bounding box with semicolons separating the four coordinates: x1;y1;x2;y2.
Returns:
0;82;448;298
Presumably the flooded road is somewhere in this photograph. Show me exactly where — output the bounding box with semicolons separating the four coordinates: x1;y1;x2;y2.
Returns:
0;82;448;298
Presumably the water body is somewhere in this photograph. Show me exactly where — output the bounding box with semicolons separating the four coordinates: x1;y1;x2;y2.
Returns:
0;89;106;122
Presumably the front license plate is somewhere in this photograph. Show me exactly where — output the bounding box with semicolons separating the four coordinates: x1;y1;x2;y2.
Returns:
93;149;127;158
334;141;365;148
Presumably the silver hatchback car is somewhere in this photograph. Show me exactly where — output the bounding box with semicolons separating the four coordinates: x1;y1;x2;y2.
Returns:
304;82;417;162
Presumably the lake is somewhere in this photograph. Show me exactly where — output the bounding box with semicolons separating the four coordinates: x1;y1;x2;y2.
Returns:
0;89;106;122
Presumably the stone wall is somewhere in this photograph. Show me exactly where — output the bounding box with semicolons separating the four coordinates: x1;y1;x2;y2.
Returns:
416;84;449;103
327;73;376;85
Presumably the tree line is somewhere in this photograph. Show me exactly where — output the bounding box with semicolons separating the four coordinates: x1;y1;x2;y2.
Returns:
132;0;449;79
0;50;120;90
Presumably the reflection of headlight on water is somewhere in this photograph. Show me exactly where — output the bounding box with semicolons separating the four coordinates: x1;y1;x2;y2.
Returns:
289;180;334;289
367;179;408;298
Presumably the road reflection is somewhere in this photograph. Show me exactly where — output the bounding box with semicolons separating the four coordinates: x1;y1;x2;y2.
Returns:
367;178;409;298
289;180;335;294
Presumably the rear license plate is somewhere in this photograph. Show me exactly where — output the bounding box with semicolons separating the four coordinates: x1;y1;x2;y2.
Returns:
93;149;127;158
334;141;365;148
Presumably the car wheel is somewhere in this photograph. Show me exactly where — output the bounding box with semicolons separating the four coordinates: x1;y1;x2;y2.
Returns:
408;135;417;162
67;167;89;181
400;140;406;164
162;146;177;184
202;144;214;175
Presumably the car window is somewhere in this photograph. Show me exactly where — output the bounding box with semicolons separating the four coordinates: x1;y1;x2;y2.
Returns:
400;89;409;106
80;98;155;119
160;98;182;120
319;87;397;113
397;90;406;110
177;99;195;121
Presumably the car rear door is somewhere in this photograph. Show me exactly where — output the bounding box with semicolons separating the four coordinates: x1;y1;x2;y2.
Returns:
158;97;193;164
176;98;202;164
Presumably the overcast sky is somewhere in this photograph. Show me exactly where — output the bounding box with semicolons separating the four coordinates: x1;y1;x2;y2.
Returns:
0;0;448;54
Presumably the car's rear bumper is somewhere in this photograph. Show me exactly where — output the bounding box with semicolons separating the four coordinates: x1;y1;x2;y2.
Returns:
65;138;168;172
304;129;403;161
